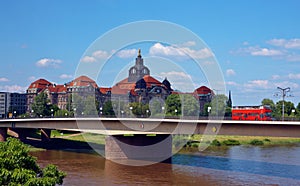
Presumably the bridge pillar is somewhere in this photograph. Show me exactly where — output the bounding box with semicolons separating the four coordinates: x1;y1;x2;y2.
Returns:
41;129;51;142
0;127;7;142
105;134;172;163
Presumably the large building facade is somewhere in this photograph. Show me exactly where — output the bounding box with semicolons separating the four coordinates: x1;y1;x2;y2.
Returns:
0;92;27;118
110;50;172;105
23;50;214;117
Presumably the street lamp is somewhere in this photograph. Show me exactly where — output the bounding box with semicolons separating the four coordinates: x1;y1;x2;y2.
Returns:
208;106;211;114
13;111;16;118
31;109;34;118
129;106;133;117
277;87;290;121
51;109;54;117
121;110;124;118
174;109;178;115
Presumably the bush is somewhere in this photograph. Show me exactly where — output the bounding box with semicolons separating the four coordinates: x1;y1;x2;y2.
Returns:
264;138;271;142
250;139;264;146
211;139;221;146
222;139;240;146
0;138;66;185
191;143;199;148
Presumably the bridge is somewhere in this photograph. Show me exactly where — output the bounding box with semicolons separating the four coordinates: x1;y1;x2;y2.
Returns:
1;118;300;162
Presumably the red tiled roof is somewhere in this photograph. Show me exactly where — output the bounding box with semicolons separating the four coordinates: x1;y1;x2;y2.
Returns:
111;75;165;95
28;79;52;89
194;86;214;95
143;75;163;87
69;75;98;88
99;87;112;94
112;78;135;95
45;84;67;93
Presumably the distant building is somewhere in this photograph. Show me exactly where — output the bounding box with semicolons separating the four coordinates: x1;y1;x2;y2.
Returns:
26;75;108;113
110;49;172;104
193;86;214;111
0;92;27;118
24;49;216;116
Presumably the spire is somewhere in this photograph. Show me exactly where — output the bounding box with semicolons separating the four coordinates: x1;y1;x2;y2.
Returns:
138;48;141;57
227;90;232;107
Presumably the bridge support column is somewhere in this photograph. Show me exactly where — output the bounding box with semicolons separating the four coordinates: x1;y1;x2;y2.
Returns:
105;134;172;163
0;127;7;142
41;129;51;142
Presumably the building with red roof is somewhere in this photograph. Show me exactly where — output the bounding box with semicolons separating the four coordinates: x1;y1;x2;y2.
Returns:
110;50;172;105
25;50;215;117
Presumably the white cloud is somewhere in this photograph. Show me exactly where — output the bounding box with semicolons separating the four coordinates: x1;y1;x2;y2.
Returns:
149;43;213;59
0;85;27;93
159;71;195;92
116;49;138;58
244;80;270;89
59;74;73;79
288;73;300;79
160;71;192;80
268;38;300;49
36;58;62;68
80;56;96;63
81;48;137;63
0;77;9;82
249;47;284;56
92;50;109;59
226;69;236;76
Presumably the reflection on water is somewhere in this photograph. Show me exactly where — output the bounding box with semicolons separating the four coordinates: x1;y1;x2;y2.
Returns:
30;145;300;186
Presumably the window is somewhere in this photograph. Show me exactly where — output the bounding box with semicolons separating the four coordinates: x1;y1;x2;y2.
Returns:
131;68;136;74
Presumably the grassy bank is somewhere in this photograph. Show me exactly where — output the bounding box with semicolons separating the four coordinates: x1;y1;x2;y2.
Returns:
177;134;300;150
22;130;300;152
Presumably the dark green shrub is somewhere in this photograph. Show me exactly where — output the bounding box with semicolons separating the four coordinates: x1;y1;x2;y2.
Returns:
264;138;271;142
211;139;221;146
222;139;240;146
250;139;264;146
191;143;199;148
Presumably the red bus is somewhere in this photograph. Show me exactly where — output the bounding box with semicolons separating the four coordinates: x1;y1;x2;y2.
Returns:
232;105;272;121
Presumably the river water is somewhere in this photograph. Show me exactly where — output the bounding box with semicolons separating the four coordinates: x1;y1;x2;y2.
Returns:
30;144;300;186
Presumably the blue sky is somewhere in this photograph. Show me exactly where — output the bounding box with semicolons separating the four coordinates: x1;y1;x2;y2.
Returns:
0;0;300;106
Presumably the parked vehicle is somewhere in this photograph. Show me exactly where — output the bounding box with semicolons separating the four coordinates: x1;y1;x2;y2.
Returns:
232;105;272;121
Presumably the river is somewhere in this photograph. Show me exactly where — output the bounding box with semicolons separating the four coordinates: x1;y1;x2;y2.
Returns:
30;144;300;186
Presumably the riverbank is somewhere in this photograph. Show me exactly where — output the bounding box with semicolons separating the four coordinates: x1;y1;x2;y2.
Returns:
23;131;300;152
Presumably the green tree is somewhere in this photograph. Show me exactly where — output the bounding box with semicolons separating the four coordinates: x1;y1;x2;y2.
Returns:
129;102;150;117
210;94;228;117
165;94;181;116
275;100;295;119
0;138;65;185
149;98;165;117
296;102;300;117
72;94;85;116
31;92;51;117
54;109;70;117
261;98;275;111
83;96;98;116
181;94;199;117
102;101;115;116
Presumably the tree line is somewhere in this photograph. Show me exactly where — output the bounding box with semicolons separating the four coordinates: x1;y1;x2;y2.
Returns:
19;92;300;120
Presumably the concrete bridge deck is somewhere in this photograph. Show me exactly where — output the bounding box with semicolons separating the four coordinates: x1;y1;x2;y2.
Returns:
1;117;300;137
